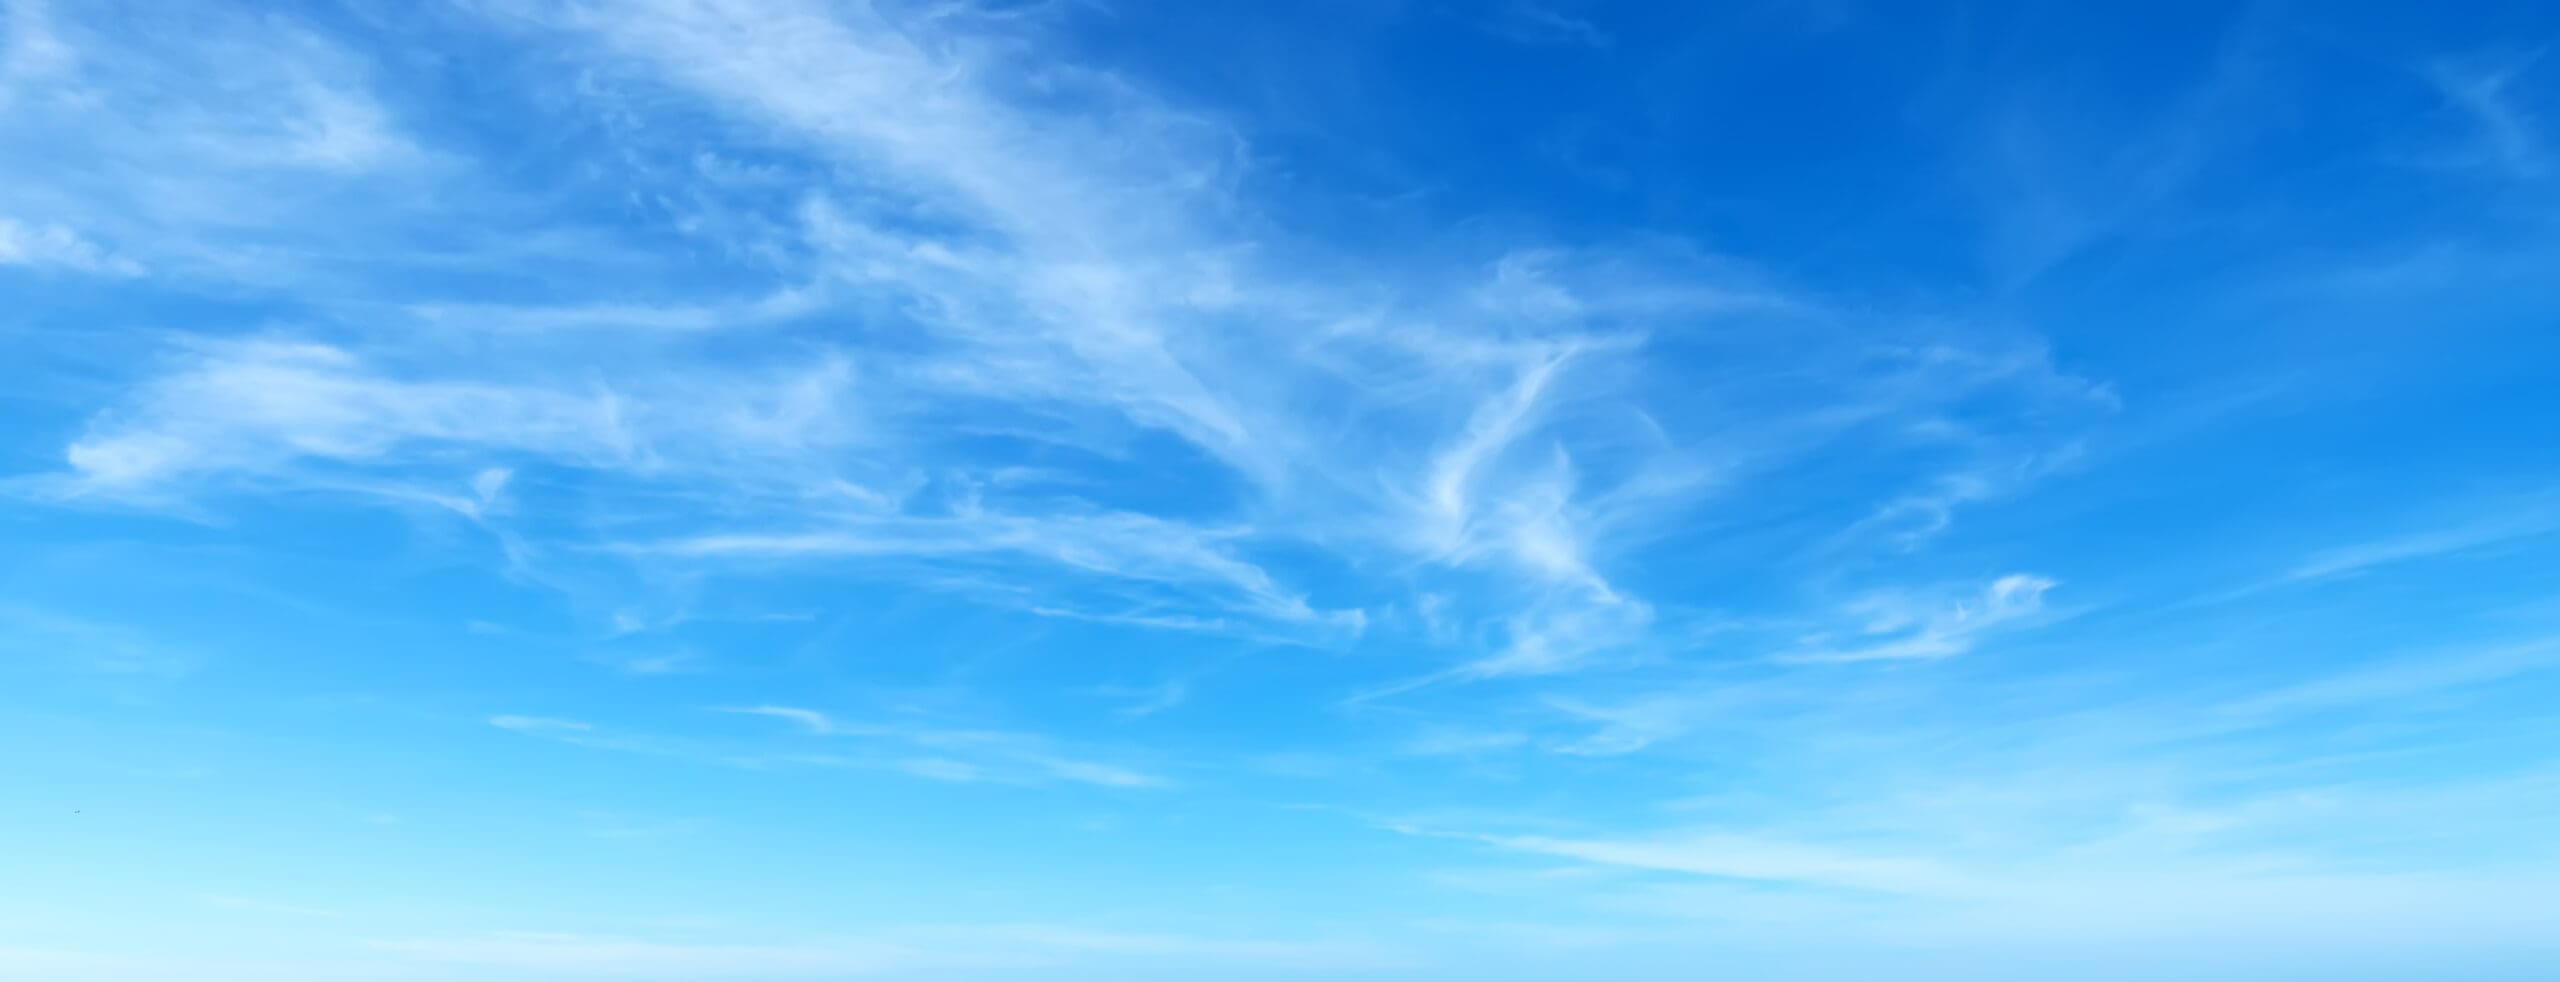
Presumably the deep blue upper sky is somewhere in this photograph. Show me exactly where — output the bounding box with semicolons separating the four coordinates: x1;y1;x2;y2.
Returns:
4;2;2558;980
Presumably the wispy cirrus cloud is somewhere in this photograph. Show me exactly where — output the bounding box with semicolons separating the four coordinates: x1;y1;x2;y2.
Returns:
17;0;2104;682
644;510;1360;634
719;704;1167;788
1784;573;2057;664
2179;492;2560;607
0;2;433;293
9;1;2092;683
1478;1;1612;49
0;603;198;678
1489;830;1976;896
371;931;951;978
496;706;1167;790
375;923;1406;978
6;4;2557;978
2425;51;2551;180
46;340;642;497
1391;628;2560;957
2283;509;2560;583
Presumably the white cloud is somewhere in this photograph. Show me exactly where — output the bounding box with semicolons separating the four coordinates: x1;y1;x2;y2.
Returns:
2216;637;2560;720
1462;590;1652;678
1491;830;1977;896
375;925;1404;977
1479;1;1611;49
2426;53;2550;179
19;0;2110;678
53;340;634;494
508;705;1173;789
488;714;592;734
41;337;879;509
1786;574;2056;663
8;6;2555;977
645;510;1355;632
0;217;141;275
198;895;345;920
1091;679;1191;719
374;932;937;977
586;648;702;676
2284;509;2559;583
0;0;463;334
0;0;75;99
467;467;511;507
1416;343;1579;564
1400;727;1530;757
0;604;197;677
716;704;838;735
269;82;410;172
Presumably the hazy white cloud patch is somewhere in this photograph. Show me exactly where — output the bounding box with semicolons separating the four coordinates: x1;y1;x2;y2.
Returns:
0;217;141;275
2425;51;2551;179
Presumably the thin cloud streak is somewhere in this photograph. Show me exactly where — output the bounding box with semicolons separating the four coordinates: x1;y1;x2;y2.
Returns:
501;706;1171;789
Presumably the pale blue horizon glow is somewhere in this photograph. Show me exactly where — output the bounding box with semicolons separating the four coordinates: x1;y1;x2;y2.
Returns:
4;2;2559;980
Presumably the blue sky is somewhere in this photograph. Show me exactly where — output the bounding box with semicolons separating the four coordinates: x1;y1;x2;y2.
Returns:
4;1;2558;978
